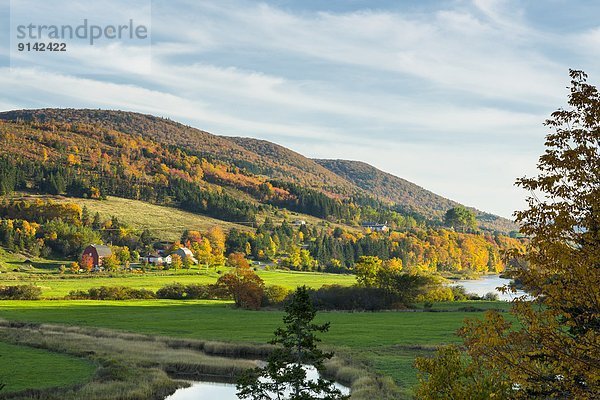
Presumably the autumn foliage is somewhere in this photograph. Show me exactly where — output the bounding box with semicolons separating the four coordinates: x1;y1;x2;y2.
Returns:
415;70;600;399
217;253;265;310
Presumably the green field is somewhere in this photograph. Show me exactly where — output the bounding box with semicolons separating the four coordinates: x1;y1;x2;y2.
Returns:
0;340;96;393
0;269;355;298
0;300;511;389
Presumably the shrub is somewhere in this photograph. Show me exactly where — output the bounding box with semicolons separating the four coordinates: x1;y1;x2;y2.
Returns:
68;286;155;300
155;283;229;300
310;285;391;311
416;286;454;302
262;285;291;306
155;283;186;299
483;291;499;301
450;285;468;301
0;285;42;300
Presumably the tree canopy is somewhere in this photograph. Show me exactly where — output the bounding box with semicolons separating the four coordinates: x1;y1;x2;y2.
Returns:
444;206;477;232
415;70;600;399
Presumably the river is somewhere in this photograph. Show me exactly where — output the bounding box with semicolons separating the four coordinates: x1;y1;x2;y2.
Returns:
165;365;350;400
449;274;528;301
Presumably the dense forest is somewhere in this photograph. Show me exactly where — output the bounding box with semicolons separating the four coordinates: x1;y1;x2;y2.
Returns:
0;118;417;227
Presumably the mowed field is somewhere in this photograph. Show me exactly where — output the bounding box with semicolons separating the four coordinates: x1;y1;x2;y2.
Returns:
0;269;355;298
0;300;512;390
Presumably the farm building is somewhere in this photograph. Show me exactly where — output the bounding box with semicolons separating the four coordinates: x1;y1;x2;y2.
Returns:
81;244;112;267
171;247;198;264
361;223;389;232
139;253;172;265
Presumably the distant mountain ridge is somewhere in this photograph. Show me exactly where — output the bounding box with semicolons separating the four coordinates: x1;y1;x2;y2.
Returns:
0;108;517;233
314;159;517;233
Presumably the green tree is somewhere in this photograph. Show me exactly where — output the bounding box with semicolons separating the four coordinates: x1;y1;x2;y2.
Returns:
444;206;477;232
354;255;382;287
416;70;600;399
91;212;102;230
237;286;348;400
182;255;193;270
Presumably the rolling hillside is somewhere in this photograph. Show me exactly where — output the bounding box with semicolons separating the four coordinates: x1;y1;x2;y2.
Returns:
0;108;517;232
0;109;356;194
315;159;517;232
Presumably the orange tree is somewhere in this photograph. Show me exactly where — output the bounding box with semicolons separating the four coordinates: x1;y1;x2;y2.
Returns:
218;253;264;310
415;70;600;399
80;253;94;273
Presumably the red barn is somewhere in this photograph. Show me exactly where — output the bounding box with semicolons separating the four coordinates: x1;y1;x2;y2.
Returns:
81;244;112;267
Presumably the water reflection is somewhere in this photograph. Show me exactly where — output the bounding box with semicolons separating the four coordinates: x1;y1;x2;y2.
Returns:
165;366;350;400
449;275;528;301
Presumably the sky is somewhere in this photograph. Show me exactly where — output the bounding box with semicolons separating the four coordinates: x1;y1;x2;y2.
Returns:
1;0;599;218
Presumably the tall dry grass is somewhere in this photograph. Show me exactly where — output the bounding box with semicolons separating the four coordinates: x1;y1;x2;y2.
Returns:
0;319;404;399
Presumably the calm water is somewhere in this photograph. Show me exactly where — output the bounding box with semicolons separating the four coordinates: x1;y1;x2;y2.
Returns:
450;274;527;301
165;366;350;400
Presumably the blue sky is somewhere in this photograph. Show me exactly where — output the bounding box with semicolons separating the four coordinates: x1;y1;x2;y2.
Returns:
1;0;599;218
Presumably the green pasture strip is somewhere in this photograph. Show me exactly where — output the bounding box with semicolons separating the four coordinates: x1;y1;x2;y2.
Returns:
0;340;96;393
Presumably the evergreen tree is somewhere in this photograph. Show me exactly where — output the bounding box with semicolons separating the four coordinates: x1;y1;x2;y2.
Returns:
237;286;348;400
81;206;91;226
91;212;102;230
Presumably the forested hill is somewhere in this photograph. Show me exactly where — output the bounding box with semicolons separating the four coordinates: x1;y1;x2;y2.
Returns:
0;109;357;195
315;159;456;216
0;108;516;232
314;159;518;233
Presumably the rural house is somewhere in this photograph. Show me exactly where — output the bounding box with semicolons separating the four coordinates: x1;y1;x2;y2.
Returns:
81;244;112;267
361;222;389;232
171;247;198;264
139;252;172;265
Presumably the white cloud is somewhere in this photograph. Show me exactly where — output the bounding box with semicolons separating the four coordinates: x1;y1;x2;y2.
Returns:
150;1;567;104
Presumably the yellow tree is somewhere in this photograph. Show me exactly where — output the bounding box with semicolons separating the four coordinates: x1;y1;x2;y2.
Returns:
171;254;182;271
207;226;226;265
195;237;213;267
416;70;600;399
354;256;382;287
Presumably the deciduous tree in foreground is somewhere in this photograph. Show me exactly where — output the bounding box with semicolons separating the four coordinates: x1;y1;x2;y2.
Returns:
237;286;348;400
416;70;600;399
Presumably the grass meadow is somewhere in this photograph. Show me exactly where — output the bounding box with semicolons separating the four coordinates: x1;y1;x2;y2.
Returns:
0;269;356;298
0;340;96;393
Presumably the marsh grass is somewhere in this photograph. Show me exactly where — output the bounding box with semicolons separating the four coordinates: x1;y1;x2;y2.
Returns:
0;319;403;399
0;321;257;399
